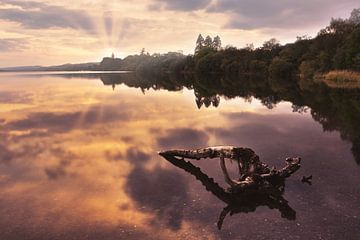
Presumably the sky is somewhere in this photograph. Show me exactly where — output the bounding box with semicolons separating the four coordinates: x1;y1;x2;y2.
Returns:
0;0;359;67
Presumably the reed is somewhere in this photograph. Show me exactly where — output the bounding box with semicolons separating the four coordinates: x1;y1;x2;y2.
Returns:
320;70;360;88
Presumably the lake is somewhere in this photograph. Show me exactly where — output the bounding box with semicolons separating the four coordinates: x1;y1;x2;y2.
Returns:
0;72;359;240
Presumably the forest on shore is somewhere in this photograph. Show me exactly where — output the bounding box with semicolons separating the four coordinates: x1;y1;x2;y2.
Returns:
110;8;360;86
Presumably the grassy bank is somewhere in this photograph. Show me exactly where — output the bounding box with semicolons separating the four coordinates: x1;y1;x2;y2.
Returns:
319;70;360;88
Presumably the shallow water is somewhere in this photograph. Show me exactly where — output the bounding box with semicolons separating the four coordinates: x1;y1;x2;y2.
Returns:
0;72;359;240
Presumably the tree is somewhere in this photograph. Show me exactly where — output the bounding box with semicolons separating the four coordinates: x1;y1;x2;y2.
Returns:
318;17;356;36
299;60;317;80
349;8;360;25
204;35;213;47
262;38;280;50
213;35;222;50
195;34;204;54
269;57;295;79
296;35;311;42
245;43;254;51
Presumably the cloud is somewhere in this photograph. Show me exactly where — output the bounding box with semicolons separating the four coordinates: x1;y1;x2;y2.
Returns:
0;144;13;163
44;164;67;180
105;150;123;162
206;112;348;164
126;147;151;163
44;148;76;180
156;128;209;150
0;0;95;33
0;142;44;165
149;0;212;11
208;0;359;30
5;105;131;133
0;38;28;52
117;18;158;41
45;147;77;180
0;91;32;103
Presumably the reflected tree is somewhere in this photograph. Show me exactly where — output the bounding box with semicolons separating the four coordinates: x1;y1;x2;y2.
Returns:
47;70;360;165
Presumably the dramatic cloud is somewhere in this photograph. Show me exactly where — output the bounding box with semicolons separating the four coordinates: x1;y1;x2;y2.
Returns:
0;0;95;33
149;0;212;11
1;0;359;67
208;0;359;30
0;38;28;52
156;128;209;149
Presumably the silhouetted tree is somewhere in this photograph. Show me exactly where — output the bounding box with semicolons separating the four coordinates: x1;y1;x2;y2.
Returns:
262;38;281;50
245;43;254;51
349;8;360;25
213;35;222;50
195;34;204;54
204;35;213;47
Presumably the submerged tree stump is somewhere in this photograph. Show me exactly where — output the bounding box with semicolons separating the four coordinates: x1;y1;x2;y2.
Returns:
159;146;301;193
159;146;301;229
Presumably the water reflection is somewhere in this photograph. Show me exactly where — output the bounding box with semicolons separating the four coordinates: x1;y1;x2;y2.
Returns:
160;152;297;230
0;72;359;239
40;71;360;165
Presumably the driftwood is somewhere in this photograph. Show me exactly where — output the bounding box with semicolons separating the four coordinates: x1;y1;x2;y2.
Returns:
159;146;301;229
159;146;301;192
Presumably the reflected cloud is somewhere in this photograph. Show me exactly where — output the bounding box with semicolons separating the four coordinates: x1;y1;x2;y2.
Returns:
5;105;131;133
45;161;68;180
126;148;151;163
206;112;342;161
0;144;13;164
125;165;189;230
157;128;209;149
105;150;123;162
10;130;51;142
0;91;33;103
44;148;77;180
0;72;359;239
0;142;43;165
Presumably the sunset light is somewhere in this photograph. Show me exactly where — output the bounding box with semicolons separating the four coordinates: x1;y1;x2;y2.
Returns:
0;1;359;240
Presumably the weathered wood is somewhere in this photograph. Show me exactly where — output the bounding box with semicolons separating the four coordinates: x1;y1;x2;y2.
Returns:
158;146;299;229
159;146;301;192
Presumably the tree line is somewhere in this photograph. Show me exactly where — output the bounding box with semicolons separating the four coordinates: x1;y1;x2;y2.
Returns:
98;8;360;83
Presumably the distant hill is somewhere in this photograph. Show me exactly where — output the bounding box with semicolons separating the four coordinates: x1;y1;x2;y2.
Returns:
0;62;100;72
45;62;100;71
0;65;45;71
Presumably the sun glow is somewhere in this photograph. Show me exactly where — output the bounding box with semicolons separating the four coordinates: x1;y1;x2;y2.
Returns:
100;48;124;60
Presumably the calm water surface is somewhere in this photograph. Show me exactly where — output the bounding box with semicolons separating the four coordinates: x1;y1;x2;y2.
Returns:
0;72;359;240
